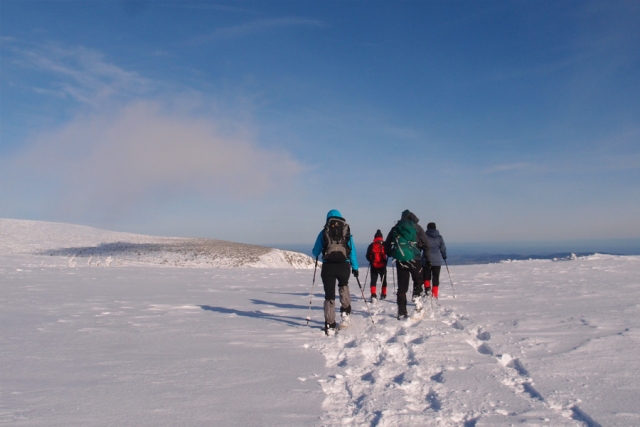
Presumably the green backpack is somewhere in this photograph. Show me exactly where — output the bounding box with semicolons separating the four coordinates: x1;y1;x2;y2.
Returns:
392;219;420;262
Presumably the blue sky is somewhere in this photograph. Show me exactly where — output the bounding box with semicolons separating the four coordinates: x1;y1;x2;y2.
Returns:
1;1;639;247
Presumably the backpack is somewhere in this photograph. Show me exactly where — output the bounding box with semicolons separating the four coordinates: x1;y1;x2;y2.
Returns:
371;240;387;268
322;217;351;263
391;219;419;262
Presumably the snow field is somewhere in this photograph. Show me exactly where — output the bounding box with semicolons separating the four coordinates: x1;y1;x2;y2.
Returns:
0;261;325;426
314;255;640;426
2;245;639;426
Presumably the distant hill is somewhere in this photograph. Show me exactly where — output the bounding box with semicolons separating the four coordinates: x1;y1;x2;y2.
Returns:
0;219;315;269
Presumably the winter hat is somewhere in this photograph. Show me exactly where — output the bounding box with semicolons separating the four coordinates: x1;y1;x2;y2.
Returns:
427;222;436;230
375;229;383;238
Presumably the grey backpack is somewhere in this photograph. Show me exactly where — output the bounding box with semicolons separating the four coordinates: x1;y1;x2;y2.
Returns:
322;217;351;262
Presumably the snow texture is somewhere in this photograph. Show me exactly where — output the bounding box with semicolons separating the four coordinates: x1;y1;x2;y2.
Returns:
1;219;640;426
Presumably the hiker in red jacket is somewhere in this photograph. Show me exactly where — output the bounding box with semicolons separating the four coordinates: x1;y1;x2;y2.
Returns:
365;229;388;302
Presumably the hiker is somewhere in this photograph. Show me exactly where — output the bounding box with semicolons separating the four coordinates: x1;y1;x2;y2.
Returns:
384;210;430;319
365;229;388;302
312;209;359;334
424;222;447;299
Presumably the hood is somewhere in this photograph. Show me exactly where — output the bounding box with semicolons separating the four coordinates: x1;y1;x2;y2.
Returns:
401;210;420;223
426;229;440;238
326;209;343;219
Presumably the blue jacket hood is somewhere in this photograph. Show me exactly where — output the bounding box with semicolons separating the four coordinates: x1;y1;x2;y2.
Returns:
327;209;343;219
426;229;440;238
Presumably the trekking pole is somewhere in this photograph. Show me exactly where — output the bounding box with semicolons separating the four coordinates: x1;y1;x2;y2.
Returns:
444;259;457;298
306;256;319;325
364;264;370;293
392;259;396;295
355;275;376;329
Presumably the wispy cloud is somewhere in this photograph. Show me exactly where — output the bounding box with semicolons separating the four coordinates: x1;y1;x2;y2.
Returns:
192;17;324;43
5;40;151;105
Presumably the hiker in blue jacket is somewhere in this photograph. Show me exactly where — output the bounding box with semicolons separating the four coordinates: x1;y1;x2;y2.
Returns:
313;209;359;334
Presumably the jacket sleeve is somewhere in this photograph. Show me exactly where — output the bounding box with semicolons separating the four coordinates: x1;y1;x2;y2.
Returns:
440;236;447;260
383;227;395;257
365;243;373;262
312;231;324;259
348;235;359;270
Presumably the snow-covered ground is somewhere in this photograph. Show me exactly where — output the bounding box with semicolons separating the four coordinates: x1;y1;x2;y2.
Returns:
1;220;639;426
0;219;315;268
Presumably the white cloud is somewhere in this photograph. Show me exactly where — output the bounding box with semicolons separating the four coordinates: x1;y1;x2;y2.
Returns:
8;100;302;217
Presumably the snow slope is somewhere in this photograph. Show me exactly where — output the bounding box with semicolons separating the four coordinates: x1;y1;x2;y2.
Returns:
0;219;315;268
1;226;639;426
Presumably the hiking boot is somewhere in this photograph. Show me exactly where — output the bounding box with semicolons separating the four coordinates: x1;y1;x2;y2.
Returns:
370;294;378;304
380;294;387;300
397;312;409;320
324;322;337;336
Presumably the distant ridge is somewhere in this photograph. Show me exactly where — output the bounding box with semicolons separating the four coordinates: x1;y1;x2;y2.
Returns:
0;219;315;269
446;252;601;265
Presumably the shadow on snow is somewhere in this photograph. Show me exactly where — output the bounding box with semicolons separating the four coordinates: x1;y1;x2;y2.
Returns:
199;305;323;328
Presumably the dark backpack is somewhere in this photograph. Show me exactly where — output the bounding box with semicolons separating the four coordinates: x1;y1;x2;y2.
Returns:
371;240;387;268
391;219;419;262
322;217;351;262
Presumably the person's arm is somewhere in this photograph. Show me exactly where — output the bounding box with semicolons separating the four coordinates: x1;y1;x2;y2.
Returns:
365;243;373;262
383;227;395;256
312;231;323;259
440;236;447;260
416;224;431;264
348;235;359;271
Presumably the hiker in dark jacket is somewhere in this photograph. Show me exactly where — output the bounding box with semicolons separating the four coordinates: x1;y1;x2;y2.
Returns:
312;209;359;334
423;222;447;299
383;210;430;319
365;229;388;302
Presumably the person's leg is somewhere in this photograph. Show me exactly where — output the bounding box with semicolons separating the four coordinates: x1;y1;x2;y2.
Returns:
431;265;441;298
321;264;338;327
370;267;379;298
336;263;352;314
380;266;388;298
423;263;432;296
410;259;424;298
396;263;410;316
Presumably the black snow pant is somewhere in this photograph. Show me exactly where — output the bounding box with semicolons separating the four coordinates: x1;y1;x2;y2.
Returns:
423;265;442;290
370;266;387;297
395;259;423;316
321;262;352;326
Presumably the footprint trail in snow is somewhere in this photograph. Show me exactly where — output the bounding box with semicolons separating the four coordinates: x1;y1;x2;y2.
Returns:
314;296;594;426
